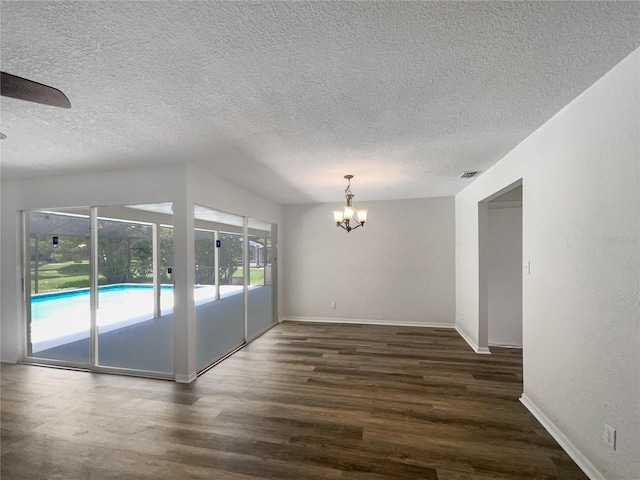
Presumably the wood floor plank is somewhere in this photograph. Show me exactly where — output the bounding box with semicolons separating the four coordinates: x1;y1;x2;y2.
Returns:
1;322;588;479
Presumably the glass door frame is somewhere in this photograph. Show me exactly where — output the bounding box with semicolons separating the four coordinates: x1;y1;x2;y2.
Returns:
194;204;246;373
22;207;93;368
21;206;175;379
245;219;278;341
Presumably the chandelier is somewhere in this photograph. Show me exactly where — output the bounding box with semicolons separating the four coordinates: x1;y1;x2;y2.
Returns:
333;175;368;232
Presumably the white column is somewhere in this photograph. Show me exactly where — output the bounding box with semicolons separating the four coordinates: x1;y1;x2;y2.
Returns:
172;198;197;383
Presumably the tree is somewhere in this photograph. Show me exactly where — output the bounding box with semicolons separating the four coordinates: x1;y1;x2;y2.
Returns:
193;232;243;285
219;233;242;285
194;234;215;285
98;238;132;283
130;240;153;280
160;227;174;283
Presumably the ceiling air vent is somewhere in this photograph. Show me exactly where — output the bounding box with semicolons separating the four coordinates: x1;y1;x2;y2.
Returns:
459;171;481;179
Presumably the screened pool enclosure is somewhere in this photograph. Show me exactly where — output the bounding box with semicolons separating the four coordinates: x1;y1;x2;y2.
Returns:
24;203;277;380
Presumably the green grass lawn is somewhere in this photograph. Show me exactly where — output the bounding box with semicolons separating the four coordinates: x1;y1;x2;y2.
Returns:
31;260;93;292
232;267;265;285
32;261;266;292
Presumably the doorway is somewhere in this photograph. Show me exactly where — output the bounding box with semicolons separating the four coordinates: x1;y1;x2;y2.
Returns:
478;180;523;351
487;186;523;347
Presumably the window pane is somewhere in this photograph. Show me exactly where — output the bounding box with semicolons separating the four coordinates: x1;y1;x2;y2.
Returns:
195;206;245;371
96;206;173;373
247;220;275;337
28;210;91;364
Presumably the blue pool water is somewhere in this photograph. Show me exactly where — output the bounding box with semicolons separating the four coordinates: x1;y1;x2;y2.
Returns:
31;284;174;322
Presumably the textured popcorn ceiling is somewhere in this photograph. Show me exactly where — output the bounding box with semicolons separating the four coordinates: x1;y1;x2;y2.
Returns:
1;1;638;204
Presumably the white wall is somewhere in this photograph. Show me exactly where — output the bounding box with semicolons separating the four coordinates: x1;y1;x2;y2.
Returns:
455;49;639;479
0;164;283;375
187;164;282;226
487;204;522;347
283;197;455;326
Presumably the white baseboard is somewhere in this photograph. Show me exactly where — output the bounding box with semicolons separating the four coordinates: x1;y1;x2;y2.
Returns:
488;343;523;349
175;372;197;384
282;316;455;329
520;393;604;480
455;326;491;354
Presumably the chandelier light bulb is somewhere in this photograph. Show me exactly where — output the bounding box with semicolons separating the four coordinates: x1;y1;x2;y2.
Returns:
343;206;355;220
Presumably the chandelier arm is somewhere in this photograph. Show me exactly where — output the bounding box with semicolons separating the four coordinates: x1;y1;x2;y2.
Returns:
337;220;362;232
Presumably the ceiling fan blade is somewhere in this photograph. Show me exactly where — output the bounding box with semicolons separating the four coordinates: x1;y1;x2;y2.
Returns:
0;132;6;140
1;72;71;108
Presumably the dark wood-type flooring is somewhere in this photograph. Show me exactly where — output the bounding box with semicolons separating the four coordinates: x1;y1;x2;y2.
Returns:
1;322;587;479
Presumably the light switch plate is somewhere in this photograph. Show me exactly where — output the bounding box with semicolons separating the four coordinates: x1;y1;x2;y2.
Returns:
604;424;616;449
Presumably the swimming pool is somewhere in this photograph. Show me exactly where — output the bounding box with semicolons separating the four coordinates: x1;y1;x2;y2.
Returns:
31;283;173;322
31;284;175;322
29;283;244;352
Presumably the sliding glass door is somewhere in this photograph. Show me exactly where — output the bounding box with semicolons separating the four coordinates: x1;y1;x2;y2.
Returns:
96;214;173;373
194;206;245;371
27;209;91;364
247;219;276;337
24;203;276;379
25;204;175;375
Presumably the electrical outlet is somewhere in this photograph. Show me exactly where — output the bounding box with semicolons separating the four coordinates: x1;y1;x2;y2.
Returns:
603;424;616;450
331;301;336;309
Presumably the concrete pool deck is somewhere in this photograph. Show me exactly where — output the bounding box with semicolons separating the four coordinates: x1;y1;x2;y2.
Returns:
31;285;273;374
31;285;248;353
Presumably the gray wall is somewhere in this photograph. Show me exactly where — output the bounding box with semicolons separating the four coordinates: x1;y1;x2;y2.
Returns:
282;196;455;326
488;204;522;347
